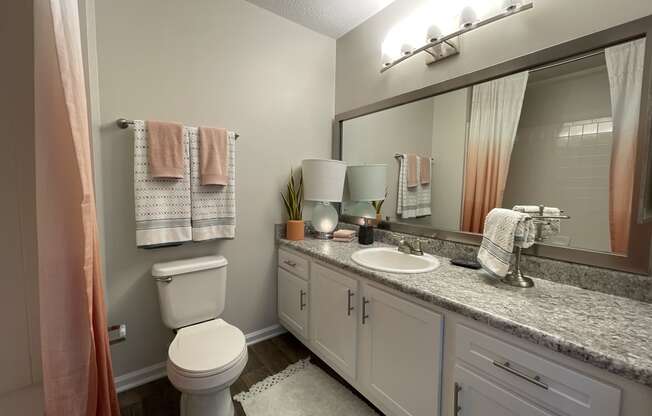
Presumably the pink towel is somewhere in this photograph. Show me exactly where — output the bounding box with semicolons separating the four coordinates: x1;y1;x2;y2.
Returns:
420;156;430;185
333;229;356;239
406;154;418;188
146;121;185;178
198;127;229;185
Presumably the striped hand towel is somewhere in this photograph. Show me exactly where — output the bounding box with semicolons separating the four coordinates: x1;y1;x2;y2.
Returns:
133;120;192;247
189;127;236;240
397;154;431;219
477;208;535;278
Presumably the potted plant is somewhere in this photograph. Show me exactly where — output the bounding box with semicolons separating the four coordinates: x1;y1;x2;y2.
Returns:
371;190;387;224
281;168;304;240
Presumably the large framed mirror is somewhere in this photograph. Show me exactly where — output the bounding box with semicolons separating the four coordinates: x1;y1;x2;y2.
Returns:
333;16;652;274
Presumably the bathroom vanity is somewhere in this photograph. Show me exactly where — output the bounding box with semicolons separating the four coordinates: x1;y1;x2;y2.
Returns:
276;238;652;416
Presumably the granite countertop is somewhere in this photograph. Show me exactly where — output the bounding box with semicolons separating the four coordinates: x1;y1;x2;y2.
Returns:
278;237;652;388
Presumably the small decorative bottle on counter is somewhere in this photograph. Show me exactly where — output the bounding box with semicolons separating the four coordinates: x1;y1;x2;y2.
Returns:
358;218;374;245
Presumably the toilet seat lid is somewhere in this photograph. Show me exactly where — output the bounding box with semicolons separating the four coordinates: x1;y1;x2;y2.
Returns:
168;319;246;376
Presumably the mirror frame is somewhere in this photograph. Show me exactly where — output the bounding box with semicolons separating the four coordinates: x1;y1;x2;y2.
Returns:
333;15;652;275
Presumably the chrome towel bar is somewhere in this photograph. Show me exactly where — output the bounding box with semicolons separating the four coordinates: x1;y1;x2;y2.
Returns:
116;118;240;139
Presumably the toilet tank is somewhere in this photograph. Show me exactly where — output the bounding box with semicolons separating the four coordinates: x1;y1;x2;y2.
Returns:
152;256;227;329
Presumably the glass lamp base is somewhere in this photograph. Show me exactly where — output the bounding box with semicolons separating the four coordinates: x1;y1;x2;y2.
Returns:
313;231;334;240
312;202;338;239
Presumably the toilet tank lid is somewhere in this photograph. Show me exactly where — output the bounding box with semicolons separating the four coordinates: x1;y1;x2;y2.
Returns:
152;256;227;277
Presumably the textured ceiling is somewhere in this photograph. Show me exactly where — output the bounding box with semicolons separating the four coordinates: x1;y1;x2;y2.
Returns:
245;0;397;38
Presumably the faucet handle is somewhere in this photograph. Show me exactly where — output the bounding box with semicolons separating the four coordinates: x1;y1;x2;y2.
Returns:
398;239;411;254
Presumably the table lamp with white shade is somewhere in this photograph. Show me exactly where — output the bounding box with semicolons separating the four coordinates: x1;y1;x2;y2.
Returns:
347;164;387;244
302;159;347;239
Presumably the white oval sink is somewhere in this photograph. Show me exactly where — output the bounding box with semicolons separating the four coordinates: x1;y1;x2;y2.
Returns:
351;247;440;274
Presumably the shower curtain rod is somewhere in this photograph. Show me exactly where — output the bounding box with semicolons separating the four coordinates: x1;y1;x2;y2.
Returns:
529;50;605;74
115;118;240;139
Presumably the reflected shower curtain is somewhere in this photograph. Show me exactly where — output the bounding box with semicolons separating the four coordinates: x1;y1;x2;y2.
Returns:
461;72;529;233
36;0;120;414
605;39;646;254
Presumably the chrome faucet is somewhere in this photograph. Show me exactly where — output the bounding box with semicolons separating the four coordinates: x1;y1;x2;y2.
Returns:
398;239;424;256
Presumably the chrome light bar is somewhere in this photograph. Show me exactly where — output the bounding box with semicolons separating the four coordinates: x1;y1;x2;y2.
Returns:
381;2;534;73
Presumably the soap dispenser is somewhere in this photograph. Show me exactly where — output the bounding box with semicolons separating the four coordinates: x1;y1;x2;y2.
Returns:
358;218;375;245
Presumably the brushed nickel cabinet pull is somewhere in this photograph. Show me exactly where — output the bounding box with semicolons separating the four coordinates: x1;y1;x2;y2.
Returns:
492;360;549;390
453;382;462;415
284;260;297;268
299;290;306;310
347;289;355;316
362;297;370;324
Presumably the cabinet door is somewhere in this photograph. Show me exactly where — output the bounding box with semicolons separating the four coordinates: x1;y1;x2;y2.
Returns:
360;284;443;416
278;267;308;339
454;364;556;416
310;263;358;380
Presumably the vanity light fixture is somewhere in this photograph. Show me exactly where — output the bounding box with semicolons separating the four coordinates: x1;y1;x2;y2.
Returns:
380;0;534;73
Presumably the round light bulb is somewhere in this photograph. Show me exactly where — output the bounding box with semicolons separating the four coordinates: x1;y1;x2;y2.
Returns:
502;0;522;12
381;52;393;67
400;43;413;56
426;24;442;43
459;6;478;29
381;31;401;66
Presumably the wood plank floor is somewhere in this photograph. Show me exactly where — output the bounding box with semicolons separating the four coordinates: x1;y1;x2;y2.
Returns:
118;332;381;416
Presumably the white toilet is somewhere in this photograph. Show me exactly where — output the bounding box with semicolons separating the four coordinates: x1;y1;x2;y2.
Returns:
153;256;248;416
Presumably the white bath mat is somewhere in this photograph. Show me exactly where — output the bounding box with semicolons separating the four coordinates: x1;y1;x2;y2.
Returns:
234;359;379;416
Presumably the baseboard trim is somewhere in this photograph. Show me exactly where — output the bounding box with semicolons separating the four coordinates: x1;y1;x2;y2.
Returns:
114;323;287;393
244;323;287;346
114;361;167;393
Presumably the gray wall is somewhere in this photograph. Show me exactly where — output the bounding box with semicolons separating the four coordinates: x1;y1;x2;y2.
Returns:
335;0;652;113
91;0;335;377
342;98;434;220
0;0;42;413
430;89;468;231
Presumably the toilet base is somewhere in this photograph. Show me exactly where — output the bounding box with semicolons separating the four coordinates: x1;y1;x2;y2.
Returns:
180;387;234;416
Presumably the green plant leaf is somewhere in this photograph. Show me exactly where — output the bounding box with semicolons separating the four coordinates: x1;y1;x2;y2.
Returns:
281;192;292;217
281;167;304;221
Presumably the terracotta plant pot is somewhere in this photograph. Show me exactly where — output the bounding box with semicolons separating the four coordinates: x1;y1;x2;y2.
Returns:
375;213;383;224
286;220;305;241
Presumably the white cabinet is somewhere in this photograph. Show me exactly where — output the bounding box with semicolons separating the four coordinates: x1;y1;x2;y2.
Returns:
359;284;443;416
455;325;621;416
277;248;639;416
454;364;556;416
309;263;359;380
278;267;308;339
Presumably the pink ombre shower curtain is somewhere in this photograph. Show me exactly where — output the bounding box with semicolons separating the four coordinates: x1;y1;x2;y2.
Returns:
36;0;120;415
605;39;646;254
461;72;529;233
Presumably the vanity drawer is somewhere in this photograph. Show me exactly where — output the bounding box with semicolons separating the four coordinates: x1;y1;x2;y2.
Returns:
455;324;621;416
279;248;309;280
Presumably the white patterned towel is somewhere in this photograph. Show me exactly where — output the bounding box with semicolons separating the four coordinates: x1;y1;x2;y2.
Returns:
477;208;535;278
397;154;431;218
512;205;561;238
189;128;236;240
133;120;192;247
